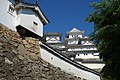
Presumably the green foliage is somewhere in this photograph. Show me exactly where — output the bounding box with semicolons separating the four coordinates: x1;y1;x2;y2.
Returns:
86;0;120;80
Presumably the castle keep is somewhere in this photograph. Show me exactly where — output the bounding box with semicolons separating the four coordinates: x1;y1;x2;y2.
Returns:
0;0;103;80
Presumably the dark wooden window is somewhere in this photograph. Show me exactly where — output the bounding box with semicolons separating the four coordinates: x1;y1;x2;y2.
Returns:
33;21;38;26
8;5;14;14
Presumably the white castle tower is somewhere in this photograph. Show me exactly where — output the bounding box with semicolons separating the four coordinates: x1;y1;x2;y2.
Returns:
44;27;105;70
65;28;104;70
65;27;84;44
0;1;101;79
0;0;49;38
43;32;65;51
65;28;99;59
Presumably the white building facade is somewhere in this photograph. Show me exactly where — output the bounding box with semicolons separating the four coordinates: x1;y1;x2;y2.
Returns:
65;28;105;70
44;27;105;70
0;0;49;38
0;1;102;79
40;42;101;80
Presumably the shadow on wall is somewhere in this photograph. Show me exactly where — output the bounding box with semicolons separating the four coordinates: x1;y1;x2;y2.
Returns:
16;25;40;39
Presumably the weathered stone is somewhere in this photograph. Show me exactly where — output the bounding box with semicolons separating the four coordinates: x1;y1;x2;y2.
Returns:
18;55;24;60
25;44;32;48
22;40;28;45
0;46;2;49
17;44;26;55
41;78;48;80
0;36;8;43
0;51;4;56
27;39;36;44
34;48;39;53
24;77;32;80
0;42;2;46
29;53;39;60
4;57;13;65
0;56;4;63
27;49;34;53
9;41;19;47
12;50;17;54
0;24;82;80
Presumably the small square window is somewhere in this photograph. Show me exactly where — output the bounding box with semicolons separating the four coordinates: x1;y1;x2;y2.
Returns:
33;21;38;26
72;35;74;37
8;5;14;14
33;21;38;32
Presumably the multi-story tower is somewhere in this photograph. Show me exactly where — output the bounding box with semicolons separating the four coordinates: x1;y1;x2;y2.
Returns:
43;32;65;51
65;28;99;60
65;28;104;70
65;27;84;44
43;27;105;70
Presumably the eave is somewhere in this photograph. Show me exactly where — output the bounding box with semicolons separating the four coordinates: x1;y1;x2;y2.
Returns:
66;31;85;35
44;32;62;36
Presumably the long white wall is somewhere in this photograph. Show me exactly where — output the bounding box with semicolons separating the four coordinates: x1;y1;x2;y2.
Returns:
68;47;97;51
69;34;82;38
40;42;101;80
76;53;99;59
46;36;61;43
77;62;105;69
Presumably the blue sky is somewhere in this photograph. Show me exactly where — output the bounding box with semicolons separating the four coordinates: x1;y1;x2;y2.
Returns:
27;0;99;41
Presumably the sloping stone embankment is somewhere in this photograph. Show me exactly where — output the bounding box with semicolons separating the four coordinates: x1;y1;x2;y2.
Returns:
0;23;82;80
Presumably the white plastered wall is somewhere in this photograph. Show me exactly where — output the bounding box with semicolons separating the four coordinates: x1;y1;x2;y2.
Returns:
39;42;101;80
0;0;16;31
77;62;105;69
16;11;43;37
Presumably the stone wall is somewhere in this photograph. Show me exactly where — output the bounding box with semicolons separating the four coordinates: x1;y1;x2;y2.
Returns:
0;23;82;80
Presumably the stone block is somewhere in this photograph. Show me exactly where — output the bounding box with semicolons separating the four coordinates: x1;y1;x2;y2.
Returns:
17;44;26;55
0;24;82;80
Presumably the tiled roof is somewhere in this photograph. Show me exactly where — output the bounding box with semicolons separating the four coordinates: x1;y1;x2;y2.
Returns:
67;27;84;34
74;59;103;63
66;44;95;48
70;27;82;32
44;32;62;36
67;50;98;53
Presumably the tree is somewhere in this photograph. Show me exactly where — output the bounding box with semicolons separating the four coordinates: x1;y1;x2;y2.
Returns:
86;0;120;80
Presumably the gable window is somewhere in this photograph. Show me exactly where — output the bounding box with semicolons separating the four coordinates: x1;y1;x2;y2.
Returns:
33;21;38;31
8;5;14;14
75;35;78;37
72;35;74;37
33;21;38;26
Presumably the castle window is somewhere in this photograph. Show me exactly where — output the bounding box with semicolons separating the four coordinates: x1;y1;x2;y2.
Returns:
72;35;74;37
54;36;57;39
33;21;38;31
8;5;14;14
87;46;91;49
75;35;78;37
33;21;38;26
51;57;53;60
78;40;81;44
